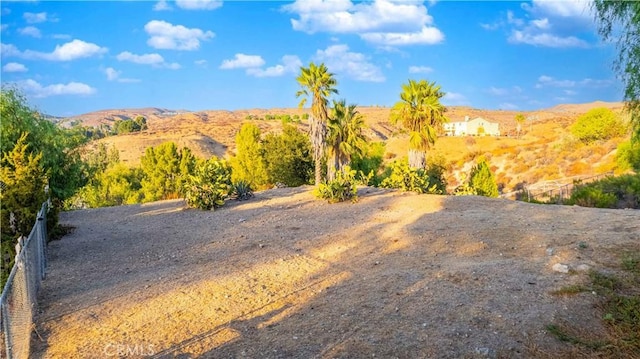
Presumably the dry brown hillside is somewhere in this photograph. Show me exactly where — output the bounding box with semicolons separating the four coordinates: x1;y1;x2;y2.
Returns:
73;101;628;193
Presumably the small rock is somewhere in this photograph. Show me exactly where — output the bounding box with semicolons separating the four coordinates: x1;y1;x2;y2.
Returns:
552;263;569;273
575;264;590;272
546;248;554;256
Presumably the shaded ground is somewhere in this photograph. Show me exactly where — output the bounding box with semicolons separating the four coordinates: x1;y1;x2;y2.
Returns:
33;187;639;358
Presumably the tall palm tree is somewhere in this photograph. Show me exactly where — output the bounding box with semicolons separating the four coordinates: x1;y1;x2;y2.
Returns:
326;99;367;180
296;62;338;185
390;79;448;169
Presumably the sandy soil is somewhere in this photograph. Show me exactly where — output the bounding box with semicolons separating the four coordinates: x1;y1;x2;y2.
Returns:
32;187;639;358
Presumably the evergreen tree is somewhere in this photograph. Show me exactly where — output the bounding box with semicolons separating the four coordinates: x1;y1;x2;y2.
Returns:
230;123;268;188
469;159;499;198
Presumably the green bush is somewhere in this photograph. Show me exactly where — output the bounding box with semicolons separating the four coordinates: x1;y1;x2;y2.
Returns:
571;108;628;144
184;158;232;210
380;159;445;194
616;140;640;172
567;174;640;208
263;125;313;187
351;142;385;186
468;159;499;197
315;166;358;203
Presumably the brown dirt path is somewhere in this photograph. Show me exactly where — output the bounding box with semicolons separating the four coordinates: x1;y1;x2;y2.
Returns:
32;187;639;358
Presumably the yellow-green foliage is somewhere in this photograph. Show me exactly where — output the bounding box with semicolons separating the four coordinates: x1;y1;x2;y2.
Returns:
140;142;194;202
571;108;627;144
231;123;268;189
315;166;358;203
184;157;232;210
468;158;499;197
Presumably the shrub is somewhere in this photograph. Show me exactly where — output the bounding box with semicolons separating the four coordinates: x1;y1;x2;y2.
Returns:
351;142;385;186
380;159;446;194
232;180;253;201
616;140;640;172
567;174;640;208
315;166;358;203
468;158;499;197
571;108;628;144
184;158;232;210
263;125;313;187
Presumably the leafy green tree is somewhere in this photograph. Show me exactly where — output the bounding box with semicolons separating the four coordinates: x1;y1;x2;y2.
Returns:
390;79;448;169
1;87;88;202
263;125;313;187
616;140;640;172
570;108;627;144
594;1;640;141
514;113;526;138
469;159;499;198
74;163;143;208
140;142;187;201
230;123;268;189
134;115;148;131
296;62;339;185
1;134;48;237
326;100;367;181
1;134;48;285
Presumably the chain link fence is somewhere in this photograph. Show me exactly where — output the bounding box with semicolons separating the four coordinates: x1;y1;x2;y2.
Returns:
1;202;48;359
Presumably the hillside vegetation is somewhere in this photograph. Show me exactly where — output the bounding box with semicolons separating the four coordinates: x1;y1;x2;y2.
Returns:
73;101;629;195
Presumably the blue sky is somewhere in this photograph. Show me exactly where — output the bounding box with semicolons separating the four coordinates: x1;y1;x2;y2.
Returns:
0;0;623;117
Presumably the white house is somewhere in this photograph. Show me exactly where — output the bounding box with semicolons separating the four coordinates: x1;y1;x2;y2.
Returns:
443;116;500;137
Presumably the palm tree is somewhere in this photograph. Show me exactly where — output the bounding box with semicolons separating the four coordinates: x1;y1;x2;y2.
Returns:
296;62;338;185
326;99;367;180
390;79;448;169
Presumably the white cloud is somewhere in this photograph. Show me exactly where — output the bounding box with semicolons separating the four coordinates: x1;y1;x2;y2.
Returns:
524;0;592;19
18;26;41;38
499;102;519;110
104;67;140;83
246;55;302;77
105;67;120;81
153;0;172;11
505;0;593;48
23;12;47;24
408;65;433;74
18;79;96;98
116;51;180;69
194;59;207;67
283;0;444;46
219;53;265;69
486;86;523;96
314;44;385;82
145;20;214;51
52;34;72;40
1;40;108;61
508;30;588;48
361;26;443;46
535;75;613;89
480;22;499;31
536;75;576;88
564;89;577;95
175;0;222;10
442;92;469;106
2;62;28;73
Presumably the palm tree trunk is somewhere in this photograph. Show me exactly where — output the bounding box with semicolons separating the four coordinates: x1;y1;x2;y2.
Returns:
309;115;326;185
408;149;426;169
327;152;339;181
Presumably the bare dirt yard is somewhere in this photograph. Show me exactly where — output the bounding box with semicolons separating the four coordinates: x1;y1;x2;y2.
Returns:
33;187;639;358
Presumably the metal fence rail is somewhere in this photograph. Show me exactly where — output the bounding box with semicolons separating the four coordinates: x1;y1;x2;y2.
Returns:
0;202;48;359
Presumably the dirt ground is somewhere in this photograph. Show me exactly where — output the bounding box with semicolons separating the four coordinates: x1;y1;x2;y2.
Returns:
32;187;639;358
